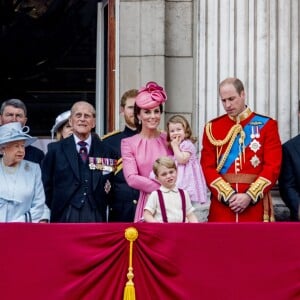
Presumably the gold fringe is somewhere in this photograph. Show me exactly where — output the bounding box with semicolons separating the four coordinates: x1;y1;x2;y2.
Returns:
123;227;138;300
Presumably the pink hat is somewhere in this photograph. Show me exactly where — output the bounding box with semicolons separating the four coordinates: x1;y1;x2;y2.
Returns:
135;81;167;109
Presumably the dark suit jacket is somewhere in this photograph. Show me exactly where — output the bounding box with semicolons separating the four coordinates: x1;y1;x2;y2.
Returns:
41;134;114;222
25;145;45;166
102;126;139;222
278;134;300;221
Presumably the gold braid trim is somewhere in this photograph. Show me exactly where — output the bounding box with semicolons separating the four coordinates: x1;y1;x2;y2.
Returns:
205;122;244;172
115;158;123;175
210;177;235;202
246;177;271;203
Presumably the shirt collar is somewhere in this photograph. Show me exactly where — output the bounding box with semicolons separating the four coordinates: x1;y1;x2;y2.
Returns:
73;134;92;147
160;185;179;193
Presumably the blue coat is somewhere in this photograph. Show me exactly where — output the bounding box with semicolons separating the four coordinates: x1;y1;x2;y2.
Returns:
0;159;45;222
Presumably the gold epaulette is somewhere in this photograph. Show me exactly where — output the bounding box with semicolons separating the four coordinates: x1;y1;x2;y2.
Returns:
246;176;271;203
210;177;235;203
101;130;121;141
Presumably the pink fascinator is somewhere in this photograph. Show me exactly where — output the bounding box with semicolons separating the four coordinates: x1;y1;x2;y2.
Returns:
135;81;167;109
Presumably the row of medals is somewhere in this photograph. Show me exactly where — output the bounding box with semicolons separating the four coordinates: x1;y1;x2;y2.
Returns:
236;125;261;171
88;157;116;172
249;125;261;168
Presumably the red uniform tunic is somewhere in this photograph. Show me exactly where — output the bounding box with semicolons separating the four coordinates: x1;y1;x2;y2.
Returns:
200;108;282;222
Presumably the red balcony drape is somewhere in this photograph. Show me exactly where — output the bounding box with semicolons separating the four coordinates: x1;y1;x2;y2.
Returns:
1;223;300;300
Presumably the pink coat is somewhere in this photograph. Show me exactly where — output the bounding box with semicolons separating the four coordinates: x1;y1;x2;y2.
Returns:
121;132;171;222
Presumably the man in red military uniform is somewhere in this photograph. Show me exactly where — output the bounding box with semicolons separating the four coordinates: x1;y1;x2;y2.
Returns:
200;77;282;222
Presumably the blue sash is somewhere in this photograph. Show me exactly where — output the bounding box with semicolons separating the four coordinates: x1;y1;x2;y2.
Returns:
219;115;269;174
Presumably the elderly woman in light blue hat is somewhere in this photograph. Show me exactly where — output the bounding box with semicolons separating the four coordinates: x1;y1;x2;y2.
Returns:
0;122;46;222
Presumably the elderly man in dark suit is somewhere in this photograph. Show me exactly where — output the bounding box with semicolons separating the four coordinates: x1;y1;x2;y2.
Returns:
278;135;300;221
42;101;115;222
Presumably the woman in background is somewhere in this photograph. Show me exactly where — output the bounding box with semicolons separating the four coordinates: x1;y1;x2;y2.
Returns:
50;110;73;140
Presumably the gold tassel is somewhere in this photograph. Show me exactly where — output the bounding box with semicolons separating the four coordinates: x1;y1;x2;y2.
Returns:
123;227;138;300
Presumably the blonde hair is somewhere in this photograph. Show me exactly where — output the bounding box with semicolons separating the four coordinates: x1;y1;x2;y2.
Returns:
153;156;177;176
166;114;197;144
55;120;71;141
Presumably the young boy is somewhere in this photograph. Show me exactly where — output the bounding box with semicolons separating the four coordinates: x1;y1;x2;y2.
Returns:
144;156;198;223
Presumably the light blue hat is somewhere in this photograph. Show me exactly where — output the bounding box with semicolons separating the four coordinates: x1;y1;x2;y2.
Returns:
0;122;37;147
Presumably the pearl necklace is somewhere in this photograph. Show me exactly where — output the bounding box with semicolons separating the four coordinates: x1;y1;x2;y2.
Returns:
0;158;20;201
1;158;20;174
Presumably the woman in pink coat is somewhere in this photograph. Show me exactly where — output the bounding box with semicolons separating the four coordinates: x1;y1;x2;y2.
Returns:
121;81;171;222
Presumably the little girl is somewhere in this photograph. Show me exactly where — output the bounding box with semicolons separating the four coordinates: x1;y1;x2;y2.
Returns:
144;156;198;223
166;115;207;218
